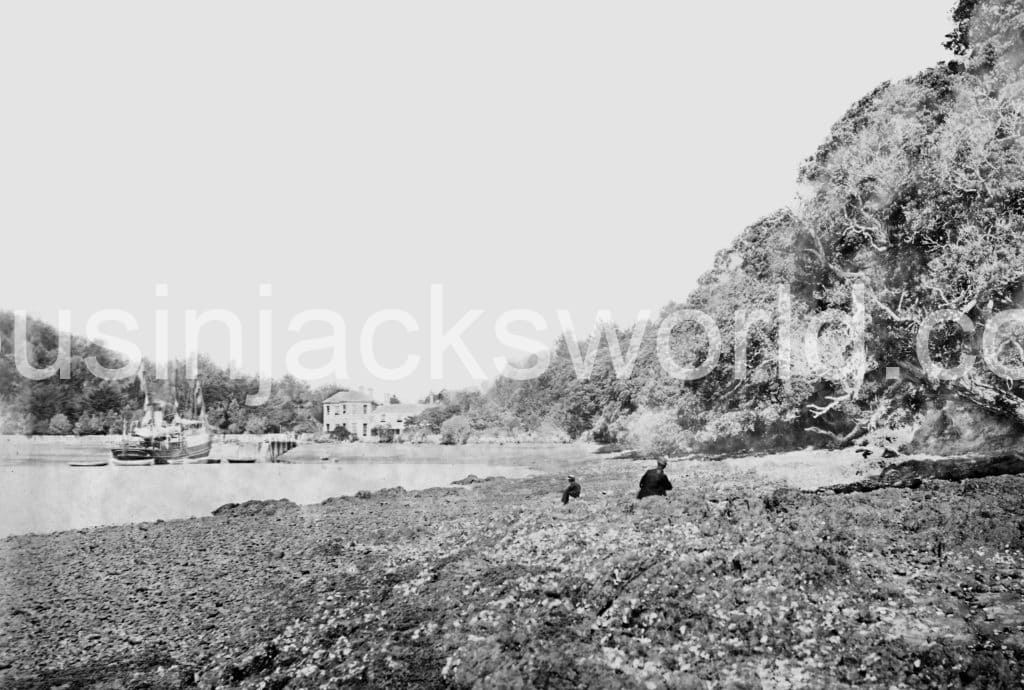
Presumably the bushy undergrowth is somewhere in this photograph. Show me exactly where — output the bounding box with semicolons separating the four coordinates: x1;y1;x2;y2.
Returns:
620;409;690;458
439;416;471;445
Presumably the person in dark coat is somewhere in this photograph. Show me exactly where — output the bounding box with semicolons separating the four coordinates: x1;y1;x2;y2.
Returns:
561;475;581;504
637;459;672;499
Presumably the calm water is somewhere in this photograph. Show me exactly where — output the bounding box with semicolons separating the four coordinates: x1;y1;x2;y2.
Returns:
0;458;538;538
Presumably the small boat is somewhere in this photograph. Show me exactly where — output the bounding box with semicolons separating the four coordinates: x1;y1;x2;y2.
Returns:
111;457;155;467
227;457;257;464
166;455;210;465
282;455;330;464
69;459;108;467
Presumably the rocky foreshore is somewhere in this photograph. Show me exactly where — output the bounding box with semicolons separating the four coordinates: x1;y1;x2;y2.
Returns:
2;454;1023;688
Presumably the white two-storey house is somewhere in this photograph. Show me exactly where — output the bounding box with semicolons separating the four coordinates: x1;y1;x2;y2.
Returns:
322;390;376;439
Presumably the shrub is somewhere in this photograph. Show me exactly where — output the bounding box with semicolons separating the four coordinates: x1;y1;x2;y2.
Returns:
102;411;123;434
691;408;809;455
291;419;321;435
440;415;472;445
694;410;759;451
329;425;352;442
74;413;104;436
622;409;688;458
590;416;616;444
530;421;570;443
244;416;268;434
0;409;33;435
403;429;438;444
48;413;73;435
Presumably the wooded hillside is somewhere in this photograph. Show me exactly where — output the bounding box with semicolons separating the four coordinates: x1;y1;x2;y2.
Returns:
417;0;1024;454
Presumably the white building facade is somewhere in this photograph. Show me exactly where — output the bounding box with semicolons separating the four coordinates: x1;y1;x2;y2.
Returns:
369;403;431;441
322;390;376;439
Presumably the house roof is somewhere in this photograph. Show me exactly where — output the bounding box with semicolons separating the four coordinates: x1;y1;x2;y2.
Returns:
373;403;430;419
322;390;374;404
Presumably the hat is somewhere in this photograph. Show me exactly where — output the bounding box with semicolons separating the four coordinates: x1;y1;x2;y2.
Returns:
657;459;668;467
567;475;576;481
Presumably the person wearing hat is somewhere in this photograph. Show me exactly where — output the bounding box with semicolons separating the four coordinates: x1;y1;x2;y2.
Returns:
637;458;673;499
561;475;581;504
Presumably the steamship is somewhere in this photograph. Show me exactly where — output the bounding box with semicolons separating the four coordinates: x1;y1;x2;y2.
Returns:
111;380;212;465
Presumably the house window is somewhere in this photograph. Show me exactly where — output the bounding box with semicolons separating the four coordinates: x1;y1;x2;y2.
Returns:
342;404;347;415
362;423;368;436
363;404;368;414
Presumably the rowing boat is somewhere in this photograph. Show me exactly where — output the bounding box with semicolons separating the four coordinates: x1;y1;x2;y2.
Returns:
69;459;109;467
111;457;155;467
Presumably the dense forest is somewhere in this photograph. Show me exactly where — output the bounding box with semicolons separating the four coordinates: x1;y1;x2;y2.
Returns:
0;312;341;435
5;0;1024;454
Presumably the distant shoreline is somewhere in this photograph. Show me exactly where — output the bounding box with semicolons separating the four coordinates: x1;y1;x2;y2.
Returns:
0;434;595;466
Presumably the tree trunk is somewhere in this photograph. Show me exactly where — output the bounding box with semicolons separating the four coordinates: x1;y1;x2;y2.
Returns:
954;377;1024;428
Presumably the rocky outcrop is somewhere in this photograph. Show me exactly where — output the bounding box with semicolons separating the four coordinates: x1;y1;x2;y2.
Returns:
823;454;1024;493
451;474;511;486
212;499;298;517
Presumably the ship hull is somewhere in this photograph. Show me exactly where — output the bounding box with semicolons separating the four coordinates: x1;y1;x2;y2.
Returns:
159;439;213;464
111;439;212;464
111;447;155;461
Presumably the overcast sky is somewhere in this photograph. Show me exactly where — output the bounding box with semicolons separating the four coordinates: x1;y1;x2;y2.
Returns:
0;1;953;402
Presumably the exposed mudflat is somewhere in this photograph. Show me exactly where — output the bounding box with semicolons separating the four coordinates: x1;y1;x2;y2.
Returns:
1;452;1022;688
0;459;539;537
